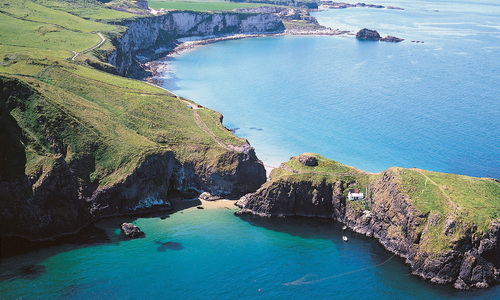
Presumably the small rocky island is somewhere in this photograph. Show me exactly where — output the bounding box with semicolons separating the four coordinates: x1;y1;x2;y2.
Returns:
356;28;404;42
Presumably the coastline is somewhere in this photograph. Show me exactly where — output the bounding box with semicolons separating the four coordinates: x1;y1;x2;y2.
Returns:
145;28;350;85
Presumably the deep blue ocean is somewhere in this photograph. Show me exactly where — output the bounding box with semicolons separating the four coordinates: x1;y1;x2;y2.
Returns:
1;1;499;299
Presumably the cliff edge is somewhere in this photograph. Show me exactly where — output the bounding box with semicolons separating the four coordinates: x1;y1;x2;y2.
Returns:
236;153;500;289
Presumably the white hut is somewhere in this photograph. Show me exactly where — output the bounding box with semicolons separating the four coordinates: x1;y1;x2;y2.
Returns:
348;188;364;201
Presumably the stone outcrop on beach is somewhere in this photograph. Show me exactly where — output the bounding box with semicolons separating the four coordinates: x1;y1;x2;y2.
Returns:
108;11;284;77
236;154;500;290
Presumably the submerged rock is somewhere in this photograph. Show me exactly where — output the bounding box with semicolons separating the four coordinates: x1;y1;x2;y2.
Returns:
19;264;46;279
156;241;184;251
120;223;145;238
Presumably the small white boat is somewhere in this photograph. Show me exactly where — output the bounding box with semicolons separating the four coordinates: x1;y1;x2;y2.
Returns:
342;236;348;242
342;225;347;230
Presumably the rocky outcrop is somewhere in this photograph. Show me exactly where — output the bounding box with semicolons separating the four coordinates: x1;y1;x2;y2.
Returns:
298;154;318;166
108;11;284;77
380;35;404;42
236;167;500;289
121;222;145;238
356;28;381;40
356;28;404;42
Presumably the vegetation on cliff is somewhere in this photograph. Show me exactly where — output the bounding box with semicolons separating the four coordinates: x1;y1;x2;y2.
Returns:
237;153;500;289
267;154;500;250
0;0;265;240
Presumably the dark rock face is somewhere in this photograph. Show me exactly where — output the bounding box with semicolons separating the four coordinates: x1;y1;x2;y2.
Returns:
0;77;266;242
356;28;381;40
298;154;318;166
172;147;266;198
109;11;284;77
236;169;500;289
121;223;145;238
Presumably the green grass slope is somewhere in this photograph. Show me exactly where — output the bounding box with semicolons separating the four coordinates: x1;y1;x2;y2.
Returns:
271;154;500;252
0;0;246;188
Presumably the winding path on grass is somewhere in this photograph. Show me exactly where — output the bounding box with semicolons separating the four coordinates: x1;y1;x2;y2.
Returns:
416;169;460;213
180;98;249;154
71;32;106;60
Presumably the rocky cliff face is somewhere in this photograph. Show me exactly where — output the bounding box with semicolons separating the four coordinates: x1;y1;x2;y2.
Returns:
0;76;266;241
236;164;500;290
108;11;284;76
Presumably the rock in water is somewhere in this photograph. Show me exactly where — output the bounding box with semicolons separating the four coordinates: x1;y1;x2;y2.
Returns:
298;155;318;166
121;223;145;238
356;28;381;40
380;35;404;42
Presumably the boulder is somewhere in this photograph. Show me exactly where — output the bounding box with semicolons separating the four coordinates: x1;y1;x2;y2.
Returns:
198;192;223;201
121;223;145;238
298;155;318;166
356;28;381;40
380;35;404;42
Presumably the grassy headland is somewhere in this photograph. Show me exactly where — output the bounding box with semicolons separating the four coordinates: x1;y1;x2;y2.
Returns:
271;154;500;252
0;0;247;188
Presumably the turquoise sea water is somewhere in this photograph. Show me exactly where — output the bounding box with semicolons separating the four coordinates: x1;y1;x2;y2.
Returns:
162;0;500;179
1;206;500;299
2;1;500;299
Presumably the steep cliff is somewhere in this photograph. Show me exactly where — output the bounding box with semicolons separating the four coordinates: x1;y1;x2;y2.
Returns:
107;11;284;76
236;154;500;289
0;66;265;241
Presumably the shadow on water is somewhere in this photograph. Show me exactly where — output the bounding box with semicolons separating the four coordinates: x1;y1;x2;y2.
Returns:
236;214;500;298
0;192;200;283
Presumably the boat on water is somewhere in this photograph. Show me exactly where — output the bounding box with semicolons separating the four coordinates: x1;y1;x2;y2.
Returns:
342;225;347;230
343;236;348;242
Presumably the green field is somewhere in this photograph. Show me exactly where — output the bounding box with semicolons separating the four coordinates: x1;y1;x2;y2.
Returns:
149;0;273;12
0;0;246;187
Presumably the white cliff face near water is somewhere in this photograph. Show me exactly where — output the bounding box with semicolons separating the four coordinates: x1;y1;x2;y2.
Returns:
108;11;283;76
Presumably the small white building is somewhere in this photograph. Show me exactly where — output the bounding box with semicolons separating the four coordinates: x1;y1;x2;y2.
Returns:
348;188;364;201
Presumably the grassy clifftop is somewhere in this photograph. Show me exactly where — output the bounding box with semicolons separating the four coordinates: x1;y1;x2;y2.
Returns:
0;0;247;186
270;154;500;251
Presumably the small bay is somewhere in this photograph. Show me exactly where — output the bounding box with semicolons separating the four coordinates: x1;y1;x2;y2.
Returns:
162;0;500;179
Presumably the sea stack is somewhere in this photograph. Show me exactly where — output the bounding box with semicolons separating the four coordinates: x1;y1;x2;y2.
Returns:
356;28;381;40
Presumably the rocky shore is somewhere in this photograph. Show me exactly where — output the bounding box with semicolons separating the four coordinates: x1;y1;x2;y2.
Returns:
236;154;500;290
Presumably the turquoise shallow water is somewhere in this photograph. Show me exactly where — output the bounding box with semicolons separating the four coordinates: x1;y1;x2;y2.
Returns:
2;206;500;299
162;0;500;179
2;1;500;299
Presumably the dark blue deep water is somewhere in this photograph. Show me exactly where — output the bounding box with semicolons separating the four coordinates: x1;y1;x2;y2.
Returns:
1;1;499;299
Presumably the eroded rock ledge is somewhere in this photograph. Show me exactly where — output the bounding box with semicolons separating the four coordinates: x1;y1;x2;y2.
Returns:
236;154;500;290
